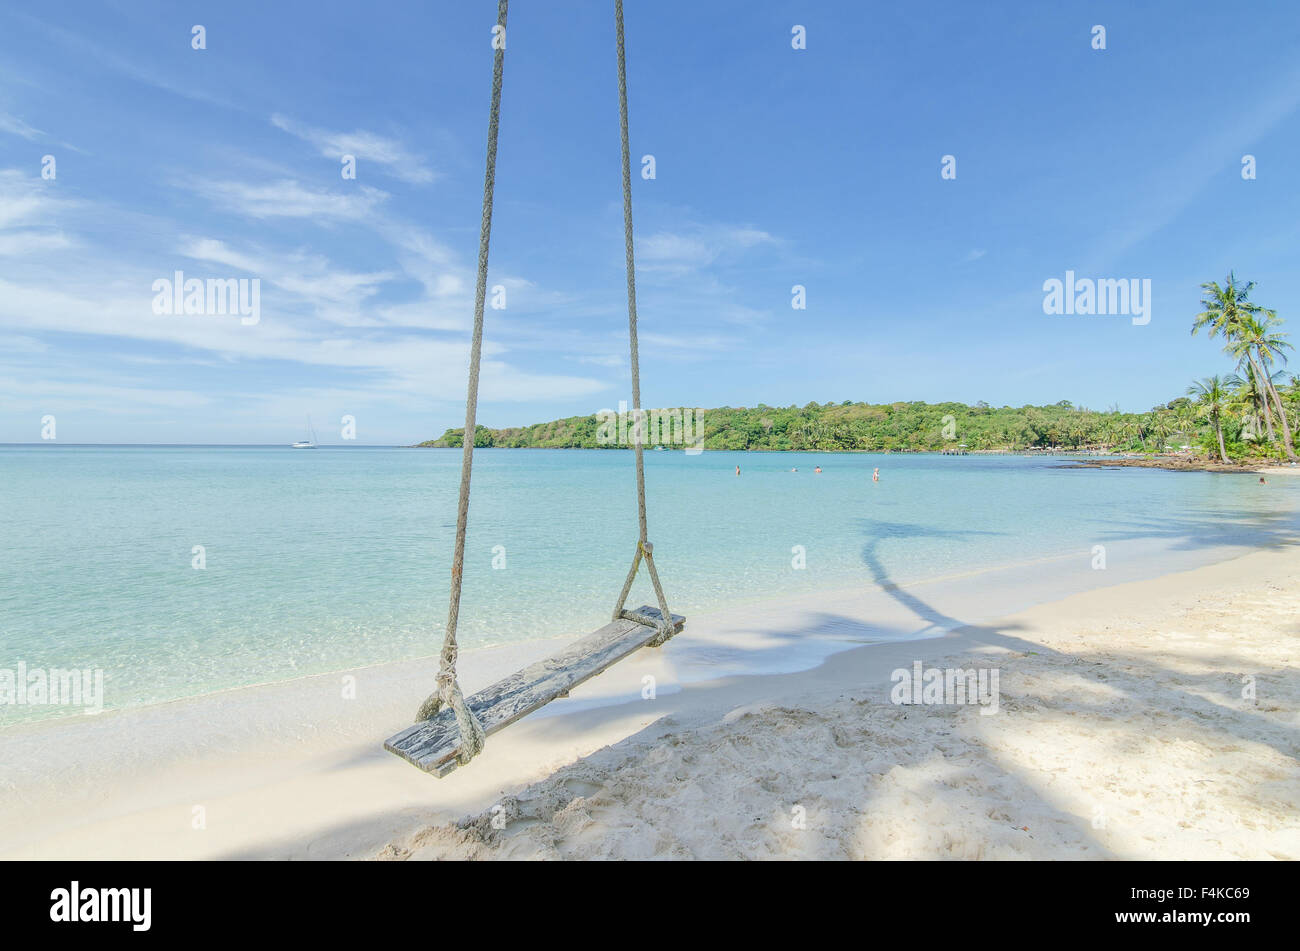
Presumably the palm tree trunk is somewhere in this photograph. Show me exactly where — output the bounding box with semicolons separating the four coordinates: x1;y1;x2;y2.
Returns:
1216;422;1228;463
1263;374;1298;461
1247;352;1278;443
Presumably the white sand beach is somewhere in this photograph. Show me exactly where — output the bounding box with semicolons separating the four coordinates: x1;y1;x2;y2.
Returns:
2;546;1297;861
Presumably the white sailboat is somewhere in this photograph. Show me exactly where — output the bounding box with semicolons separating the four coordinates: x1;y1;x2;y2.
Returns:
291;416;318;449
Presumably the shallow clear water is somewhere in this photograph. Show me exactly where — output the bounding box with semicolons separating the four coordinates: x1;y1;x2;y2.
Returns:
2;446;1296;722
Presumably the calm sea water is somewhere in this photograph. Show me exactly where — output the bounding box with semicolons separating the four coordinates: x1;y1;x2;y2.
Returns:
2;446;1296;722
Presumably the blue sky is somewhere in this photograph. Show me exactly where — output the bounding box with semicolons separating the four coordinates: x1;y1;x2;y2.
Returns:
3;0;1300;444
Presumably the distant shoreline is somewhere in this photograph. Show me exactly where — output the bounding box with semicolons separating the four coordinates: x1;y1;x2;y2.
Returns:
10;444;1293;474
404;444;1116;455
406;442;1300;473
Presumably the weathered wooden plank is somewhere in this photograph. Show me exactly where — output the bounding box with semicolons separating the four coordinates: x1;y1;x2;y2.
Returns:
385;606;684;776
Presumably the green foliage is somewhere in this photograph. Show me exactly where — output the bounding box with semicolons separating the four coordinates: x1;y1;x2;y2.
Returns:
413;395;1293;456
425;424;498;448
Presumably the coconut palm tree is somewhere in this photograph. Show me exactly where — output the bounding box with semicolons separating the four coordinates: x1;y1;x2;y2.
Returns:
1189;376;1231;463
1228;369;1267;444
1098;419;1116;450
1229;313;1296;460
1144;411;1174;451
1193;273;1280;446
1173;404;1197;449
1118;418;1138;452
1286;375;1300;427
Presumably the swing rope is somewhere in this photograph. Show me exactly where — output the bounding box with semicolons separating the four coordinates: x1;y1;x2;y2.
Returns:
414;0;678;768
413;0;509;762
609;0;676;646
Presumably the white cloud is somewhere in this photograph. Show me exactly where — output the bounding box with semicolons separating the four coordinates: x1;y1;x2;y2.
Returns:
575;353;625;369
0;334;47;353
0;167;608;410
718;305;771;327
0;169;58;228
638;224;776;274
0;272;607;405
181;237;395;325
0;231;73;256
0;169;77;256
17;13;237;112
727;227;776;249
1089;64;1300;266
0;374;212;412
640;232;712;264
640;332;732;352
190;178;389;220
0;112;44;141
0;193;44;229
271;114;436;184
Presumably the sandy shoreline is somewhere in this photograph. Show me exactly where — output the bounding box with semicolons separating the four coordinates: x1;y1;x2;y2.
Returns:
389;548;1300;860
2;544;1298;860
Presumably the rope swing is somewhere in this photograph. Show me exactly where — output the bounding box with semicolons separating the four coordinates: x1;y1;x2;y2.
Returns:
411;0;678;768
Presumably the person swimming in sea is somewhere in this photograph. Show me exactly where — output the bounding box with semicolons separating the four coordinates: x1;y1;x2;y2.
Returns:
736;465;740;476
872;467;879;482
814;466;822;473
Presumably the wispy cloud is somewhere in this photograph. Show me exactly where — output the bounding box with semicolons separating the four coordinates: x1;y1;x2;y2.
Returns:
188;178;390;220
0;169;76;255
271;114;435;184
0;112;44;140
12;13;239;112
0;231;73;255
0;373;213;412
575;353;625;369
1088;63;1300;268
638;224;776;275
718;305;772;327
639;332;734;358
0;160;608;411
0;169;55;228
0;273;605;402
181;237;395;326
0;109;82;153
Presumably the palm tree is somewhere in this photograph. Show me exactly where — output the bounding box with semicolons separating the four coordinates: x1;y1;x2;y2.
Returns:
1188;376;1231;463
1228;369;1267;444
1118;418;1138;452
1227;368;1289;449
1145;411;1173;451
1230;313;1296;460
1173;404;1197;448
1286;375;1300;427
1068;416;1089;449
1193;273;1296;459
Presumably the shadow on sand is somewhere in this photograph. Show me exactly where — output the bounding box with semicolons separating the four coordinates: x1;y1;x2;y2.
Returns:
221;512;1297;859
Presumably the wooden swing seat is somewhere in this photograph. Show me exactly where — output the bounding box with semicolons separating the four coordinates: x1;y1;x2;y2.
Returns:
385;605;684;776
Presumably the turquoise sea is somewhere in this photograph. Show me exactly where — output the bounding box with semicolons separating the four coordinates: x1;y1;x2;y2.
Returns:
2;446;1297;723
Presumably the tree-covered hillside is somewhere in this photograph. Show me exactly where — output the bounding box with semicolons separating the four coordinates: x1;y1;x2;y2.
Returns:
415;389;1300;458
